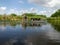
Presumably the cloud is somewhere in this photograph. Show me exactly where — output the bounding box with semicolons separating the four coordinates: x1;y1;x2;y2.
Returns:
39;11;47;14
19;0;24;4
27;0;60;16
0;7;7;14
19;8;38;15
19;8;53;17
0;7;6;11
0;7;56;17
7;8;19;14
19;9;28;14
7;8;55;17
30;8;38;13
28;0;60;8
38;10;52;17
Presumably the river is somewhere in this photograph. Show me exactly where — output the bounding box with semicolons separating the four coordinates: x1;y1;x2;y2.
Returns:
0;21;60;45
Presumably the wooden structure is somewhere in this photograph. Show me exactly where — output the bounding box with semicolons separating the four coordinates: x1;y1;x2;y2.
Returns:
22;14;46;23
22;14;28;23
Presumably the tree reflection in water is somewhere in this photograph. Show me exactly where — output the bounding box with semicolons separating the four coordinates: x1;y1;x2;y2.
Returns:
52;25;60;32
0;21;60;45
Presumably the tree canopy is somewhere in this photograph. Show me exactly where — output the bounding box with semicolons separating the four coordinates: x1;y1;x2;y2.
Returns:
22;13;46;18
10;13;17;16
51;9;60;17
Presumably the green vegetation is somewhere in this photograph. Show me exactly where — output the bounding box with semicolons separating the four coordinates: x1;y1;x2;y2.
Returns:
0;9;60;31
0;14;22;21
47;9;60;25
22;13;46;21
47;17;60;25
0;9;60;26
23;13;46;18
47;17;60;31
10;13;17;16
51;9;60;17
0;13;46;21
46;9;60;32
0;21;21;26
47;9;60;31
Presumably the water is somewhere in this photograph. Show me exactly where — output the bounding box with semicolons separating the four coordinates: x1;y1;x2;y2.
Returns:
0;21;60;45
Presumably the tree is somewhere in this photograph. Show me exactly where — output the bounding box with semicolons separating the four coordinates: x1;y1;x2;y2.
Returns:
22;13;46;18
51;9;60;17
10;13;17;16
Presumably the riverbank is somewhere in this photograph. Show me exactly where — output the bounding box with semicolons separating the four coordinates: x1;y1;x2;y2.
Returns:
47;17;60;25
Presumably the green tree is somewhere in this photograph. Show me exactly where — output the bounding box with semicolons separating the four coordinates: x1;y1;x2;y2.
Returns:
51;9;60;17
10;13;17;16
22;13;46;18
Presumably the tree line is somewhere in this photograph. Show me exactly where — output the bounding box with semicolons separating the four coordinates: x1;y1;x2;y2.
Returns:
0;13;46;21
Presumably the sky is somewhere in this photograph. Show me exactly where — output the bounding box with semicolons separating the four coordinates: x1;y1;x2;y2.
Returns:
0;0;60;17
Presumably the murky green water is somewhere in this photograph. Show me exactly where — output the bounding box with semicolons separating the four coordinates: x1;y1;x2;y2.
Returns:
0;21;60;45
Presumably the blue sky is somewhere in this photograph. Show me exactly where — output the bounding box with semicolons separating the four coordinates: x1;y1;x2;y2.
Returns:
0;0;60;17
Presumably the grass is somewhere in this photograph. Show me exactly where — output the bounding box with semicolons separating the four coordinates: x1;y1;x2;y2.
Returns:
47;17;60;32
47;17;60;25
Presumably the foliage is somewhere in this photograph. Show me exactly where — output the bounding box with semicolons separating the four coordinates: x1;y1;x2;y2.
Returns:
10;13;17;16
0;14;22;21
0;13;47;21
47;17;60;25
51;9;60;17
22;13;46;18
47;17;60;32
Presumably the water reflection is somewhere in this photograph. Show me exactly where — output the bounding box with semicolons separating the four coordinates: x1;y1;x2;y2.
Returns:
52;24;60;32
0;21;60;45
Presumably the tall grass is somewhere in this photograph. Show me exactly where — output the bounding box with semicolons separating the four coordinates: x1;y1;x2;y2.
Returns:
47;17;60;25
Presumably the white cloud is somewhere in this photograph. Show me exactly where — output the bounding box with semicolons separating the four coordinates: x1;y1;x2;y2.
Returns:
7;8;19;14
19;9;28;14
0;7;56;17
47;0;60;7
0;7;7;14
28;0;60;8
0;7;6;11
27;0;60;16
30;8;38;13
39;11;47;14
19;8;38;15
19;8;52;17
19;8;54;17
6;8;56;17
19;0;24;4
38;10;51;17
